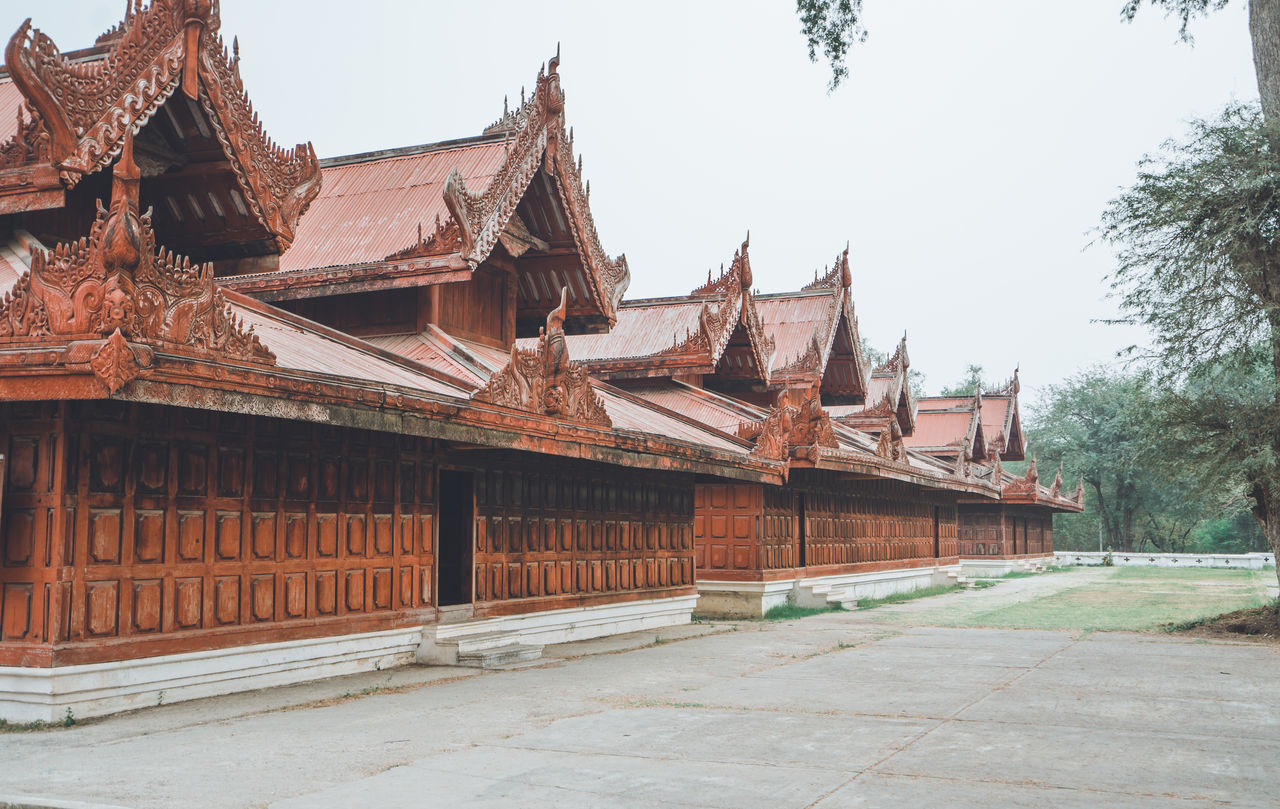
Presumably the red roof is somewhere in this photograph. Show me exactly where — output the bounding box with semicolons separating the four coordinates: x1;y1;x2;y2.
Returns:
904;410;974;450
755;291;833;374
279;139;507;273
564;298;707;362
0;77;23;146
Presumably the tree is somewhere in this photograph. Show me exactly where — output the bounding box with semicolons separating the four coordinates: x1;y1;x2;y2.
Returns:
1029;365;1258;553
1101;103;1280;592
938;364;994;397
797;0;1280;131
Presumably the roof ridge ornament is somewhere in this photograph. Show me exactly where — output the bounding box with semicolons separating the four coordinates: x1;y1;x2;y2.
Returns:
472;286;612;427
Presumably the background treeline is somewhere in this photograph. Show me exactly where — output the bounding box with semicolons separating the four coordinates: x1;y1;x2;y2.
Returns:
942;364;1269;555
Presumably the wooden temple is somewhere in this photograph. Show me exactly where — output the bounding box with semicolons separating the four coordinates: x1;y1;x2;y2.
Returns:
0;2;1077;721
906;372;1085;576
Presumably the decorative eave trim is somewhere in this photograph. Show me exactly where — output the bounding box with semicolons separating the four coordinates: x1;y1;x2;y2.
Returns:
3;0;320;249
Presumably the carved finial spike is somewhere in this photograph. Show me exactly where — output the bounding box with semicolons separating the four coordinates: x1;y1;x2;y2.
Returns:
585;180;590;199
521;86;526;105
744;230;750;249
233;36;240;64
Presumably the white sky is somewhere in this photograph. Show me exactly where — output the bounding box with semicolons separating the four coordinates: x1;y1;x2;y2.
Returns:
20;1;1259;404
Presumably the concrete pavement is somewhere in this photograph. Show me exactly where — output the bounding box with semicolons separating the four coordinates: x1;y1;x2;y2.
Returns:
1;572;1276;809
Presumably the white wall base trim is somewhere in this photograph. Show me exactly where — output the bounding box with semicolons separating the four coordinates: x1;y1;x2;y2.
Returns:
418;594;698;665
696;564;960;619
0;626;421;724
1054;551;1275;570
960;557;1047;578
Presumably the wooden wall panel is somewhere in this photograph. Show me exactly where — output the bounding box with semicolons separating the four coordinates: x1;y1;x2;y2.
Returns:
0;402;68;661
693;483;763;573
469;454;694;605
1;401;438;666
958;508;1054;558
692;474;959;578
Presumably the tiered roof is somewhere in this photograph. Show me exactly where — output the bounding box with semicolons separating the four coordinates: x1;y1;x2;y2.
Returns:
220;50;629;331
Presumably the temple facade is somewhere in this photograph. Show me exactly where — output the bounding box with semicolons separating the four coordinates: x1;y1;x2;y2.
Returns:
0;2;1077;721
907;377;1085;576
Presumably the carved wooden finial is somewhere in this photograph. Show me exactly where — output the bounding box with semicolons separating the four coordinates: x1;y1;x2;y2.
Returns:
233;35;240;66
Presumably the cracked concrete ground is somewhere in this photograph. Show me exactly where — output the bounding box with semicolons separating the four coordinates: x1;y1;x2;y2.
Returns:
1;570;1277;809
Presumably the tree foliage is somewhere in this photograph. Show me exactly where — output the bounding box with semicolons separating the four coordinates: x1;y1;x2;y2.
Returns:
1119;0;1231;39
1101;103;1280;372
795;0;866;91
796;1;1232;90
1028;365;1265;553
938;364;996;397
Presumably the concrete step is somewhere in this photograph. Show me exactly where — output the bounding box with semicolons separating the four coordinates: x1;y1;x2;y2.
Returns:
795;582;859;610
430;630;545;668
456;642;544;668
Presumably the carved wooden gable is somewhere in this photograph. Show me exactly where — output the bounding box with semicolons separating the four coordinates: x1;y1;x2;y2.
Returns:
3;0;320;248
0;132;274;393
437;51;628;323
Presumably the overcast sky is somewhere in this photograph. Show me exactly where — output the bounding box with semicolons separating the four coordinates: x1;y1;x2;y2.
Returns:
17;1;1258;404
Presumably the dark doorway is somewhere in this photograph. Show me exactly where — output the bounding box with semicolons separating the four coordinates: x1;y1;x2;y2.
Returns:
797;493;807;568
933;507;941;558
437;470;475;607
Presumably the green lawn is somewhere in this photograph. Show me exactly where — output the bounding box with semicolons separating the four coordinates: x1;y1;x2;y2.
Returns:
872;567;1273;632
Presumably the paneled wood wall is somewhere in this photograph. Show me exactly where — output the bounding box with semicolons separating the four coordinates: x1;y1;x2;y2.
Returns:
1;402;701;666
469;456;696;613
694;476;959;579
958;507;1054;558
1;401;438;666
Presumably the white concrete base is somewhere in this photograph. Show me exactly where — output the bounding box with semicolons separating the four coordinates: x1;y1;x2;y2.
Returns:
417;594;698;665
0;626;422;724
696;564;960;619
960;557;1048;578
1054;551;1276;569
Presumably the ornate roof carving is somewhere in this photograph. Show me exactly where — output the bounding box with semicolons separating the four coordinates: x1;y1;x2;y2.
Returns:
737;384;838;462
0;104;51;171
3;0;320;248
875;419;905;462
472;287;611;427
0;132;275;381
385;215;466;262
1049;464;1064;499
1004;456;1039;497
737;399;793;461
442;51;629;322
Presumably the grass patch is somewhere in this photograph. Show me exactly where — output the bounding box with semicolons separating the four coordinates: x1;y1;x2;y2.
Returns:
856;584;962;610
762;602;847;621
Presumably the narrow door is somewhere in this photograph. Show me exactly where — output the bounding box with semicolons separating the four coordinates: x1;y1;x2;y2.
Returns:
933;507;941;558
797;492;807;569
437;469;475;606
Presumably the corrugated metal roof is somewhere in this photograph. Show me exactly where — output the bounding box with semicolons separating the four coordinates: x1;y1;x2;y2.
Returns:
365;332;488;388
597;386;746;454
564;299;706;361
0;77;23;146
279;140;508;272
0;232;30;293
625;380;764;433
980;397;1011;439
755;293;831;371
229;303;469;397
903;411;971;449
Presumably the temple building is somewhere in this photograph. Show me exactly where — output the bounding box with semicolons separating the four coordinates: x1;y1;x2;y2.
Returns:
907;375;1085;576
0;2;1076;721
